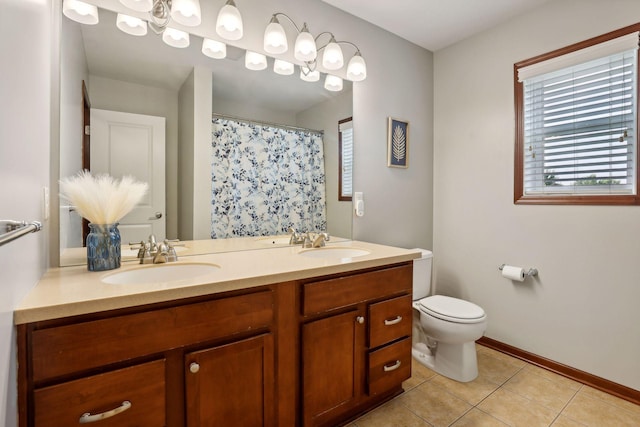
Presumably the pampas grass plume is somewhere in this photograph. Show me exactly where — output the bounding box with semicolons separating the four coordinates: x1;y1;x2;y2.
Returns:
60;171;148;224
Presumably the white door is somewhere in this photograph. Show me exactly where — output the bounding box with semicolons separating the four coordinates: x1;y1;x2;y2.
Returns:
90;109;166;244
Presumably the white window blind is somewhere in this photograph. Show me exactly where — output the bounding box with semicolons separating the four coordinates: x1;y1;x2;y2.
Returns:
339;119;353;198
522;37;638;196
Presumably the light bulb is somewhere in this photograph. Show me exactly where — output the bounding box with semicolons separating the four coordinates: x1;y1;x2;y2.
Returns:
300;66;320;82
324;75;343;91
322;38;344;70
202;39;226;59
162;28;190;48
347;53;367;81
116;14;147;36
294;25;317;62
171;0;202;27
62;0;99;25
245;51;267;71
274;59;294;75
216;0;243;40
264;17;288;54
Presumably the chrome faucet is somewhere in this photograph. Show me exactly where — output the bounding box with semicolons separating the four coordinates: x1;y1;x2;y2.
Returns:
288;227;306;245
133;235;179;264
301;232;330;248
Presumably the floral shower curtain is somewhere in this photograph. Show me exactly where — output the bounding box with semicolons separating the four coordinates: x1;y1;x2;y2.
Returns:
211;117;327;239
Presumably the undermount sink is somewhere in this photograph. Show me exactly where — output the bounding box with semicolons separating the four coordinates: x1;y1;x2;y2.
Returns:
298;247;371;260
102;263;221;285
256;236;291;245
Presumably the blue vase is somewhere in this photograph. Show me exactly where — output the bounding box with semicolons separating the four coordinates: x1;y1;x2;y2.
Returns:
86;223;121;271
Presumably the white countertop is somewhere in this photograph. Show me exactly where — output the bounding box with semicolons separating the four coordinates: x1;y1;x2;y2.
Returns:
16;240;421;324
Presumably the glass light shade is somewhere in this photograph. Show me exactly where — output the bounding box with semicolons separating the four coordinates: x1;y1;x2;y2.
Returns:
300;66;320;82
324;75;343;91
63;0;99;25
119;0;153;12
264;20;288;54
294;30;317;62
216;1;243;41
322;40;344;70
245;51;267;71
347;53;367;81
162;28;190;48
274;59;294;76
202;39;226;59
116;14;147;36
171;0;201;27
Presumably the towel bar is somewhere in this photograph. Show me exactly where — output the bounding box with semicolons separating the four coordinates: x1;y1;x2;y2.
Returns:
0;220;42;247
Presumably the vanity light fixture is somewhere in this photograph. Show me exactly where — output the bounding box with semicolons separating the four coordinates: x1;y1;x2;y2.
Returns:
162;27;190;48
245;51;268;71
273;59;295;75
263;12;367;82
62;0;99;25
117;0;201;34
119;0;153;12
216;0;243;41
202;39;227;59
116;13;148;36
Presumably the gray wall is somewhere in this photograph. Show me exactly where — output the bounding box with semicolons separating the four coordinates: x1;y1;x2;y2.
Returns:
433;0;640;390
1;1;53;425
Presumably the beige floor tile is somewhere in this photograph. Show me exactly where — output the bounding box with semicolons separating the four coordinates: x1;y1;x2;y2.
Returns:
430;373;500;406
578;386;640;416
403;358;438;391
398;381;472;427
561;392;640;426
478;388;559;426
476;345;527;369
351;399;432;427
522;364;582;391
450;408;509;426
550;414;588;426
502;369;579;412
477;350;525;386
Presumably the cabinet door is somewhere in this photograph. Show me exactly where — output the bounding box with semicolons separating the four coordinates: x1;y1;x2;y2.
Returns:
185;334;274;427
302;309;365;427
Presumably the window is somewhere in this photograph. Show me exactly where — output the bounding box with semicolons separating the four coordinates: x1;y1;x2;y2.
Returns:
514;25;640;205
339;117;353;201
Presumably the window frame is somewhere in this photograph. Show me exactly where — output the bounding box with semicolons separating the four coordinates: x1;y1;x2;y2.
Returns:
514;23;640;205
338;117;353;201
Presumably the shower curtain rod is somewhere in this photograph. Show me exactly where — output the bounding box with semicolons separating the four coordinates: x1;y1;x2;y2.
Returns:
212;113;324;135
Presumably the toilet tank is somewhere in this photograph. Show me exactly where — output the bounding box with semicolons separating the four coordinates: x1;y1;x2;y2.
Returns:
412;249;433;301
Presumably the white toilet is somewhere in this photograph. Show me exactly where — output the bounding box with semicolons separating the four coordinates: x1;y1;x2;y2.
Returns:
412;249;487;382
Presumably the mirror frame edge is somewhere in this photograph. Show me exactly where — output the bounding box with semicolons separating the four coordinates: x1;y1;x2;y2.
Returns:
50;0;62;268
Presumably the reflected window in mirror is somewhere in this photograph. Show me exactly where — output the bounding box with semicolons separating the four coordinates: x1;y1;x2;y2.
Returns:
339;117;353;201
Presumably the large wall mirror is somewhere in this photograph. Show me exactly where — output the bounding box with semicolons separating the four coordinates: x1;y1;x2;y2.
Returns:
58;3;353;266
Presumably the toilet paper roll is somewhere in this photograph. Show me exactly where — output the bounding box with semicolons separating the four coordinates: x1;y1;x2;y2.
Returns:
502;265;525;282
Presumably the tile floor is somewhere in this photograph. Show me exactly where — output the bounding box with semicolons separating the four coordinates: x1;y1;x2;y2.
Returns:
349;344;640;427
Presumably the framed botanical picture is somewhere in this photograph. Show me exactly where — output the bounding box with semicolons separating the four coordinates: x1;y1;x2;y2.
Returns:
387;117;409;168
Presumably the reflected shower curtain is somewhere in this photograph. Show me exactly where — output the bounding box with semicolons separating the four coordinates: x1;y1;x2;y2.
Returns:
211;118;327;238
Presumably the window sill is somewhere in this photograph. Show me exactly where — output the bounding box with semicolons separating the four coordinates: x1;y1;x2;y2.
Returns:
514;194;640;206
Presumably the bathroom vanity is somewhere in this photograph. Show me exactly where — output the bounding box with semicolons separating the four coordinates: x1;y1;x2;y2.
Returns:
15;241;419;427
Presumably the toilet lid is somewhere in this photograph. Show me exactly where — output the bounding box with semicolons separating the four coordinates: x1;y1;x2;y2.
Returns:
418;295;486;323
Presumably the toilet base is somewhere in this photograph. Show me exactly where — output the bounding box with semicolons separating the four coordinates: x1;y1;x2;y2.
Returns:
412;340;479;383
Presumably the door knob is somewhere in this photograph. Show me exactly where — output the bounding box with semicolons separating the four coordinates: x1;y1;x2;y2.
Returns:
356;316;365;324
189;362;200;373
149;212;163;220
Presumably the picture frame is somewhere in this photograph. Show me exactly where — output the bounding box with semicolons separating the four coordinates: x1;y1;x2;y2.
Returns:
387;117;409;168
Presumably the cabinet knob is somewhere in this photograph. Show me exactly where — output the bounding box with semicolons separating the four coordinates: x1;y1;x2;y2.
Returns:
189;362;200;373
356;316;365;324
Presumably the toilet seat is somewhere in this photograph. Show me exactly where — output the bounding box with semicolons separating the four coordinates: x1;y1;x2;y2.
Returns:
417;295;486;324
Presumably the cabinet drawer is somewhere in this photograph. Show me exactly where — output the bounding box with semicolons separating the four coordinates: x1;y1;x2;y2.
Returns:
302;264;412;315
34;359;165;427
31;290;273;381
368;295;412;349
367;337;411;396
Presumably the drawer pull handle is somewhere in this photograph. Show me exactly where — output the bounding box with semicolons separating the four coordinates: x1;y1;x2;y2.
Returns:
79;401;131;424
384;316;403;326
383;360;402;372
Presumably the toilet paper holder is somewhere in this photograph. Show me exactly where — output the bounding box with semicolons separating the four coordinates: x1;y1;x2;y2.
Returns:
498;264;538;277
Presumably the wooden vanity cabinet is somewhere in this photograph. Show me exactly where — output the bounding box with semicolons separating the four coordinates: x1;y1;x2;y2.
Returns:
300;263;413;427
18;289;274;427
18;261;414;427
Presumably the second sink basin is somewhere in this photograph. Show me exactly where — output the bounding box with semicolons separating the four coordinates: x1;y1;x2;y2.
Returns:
298;247;370;260
102;263;221;285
